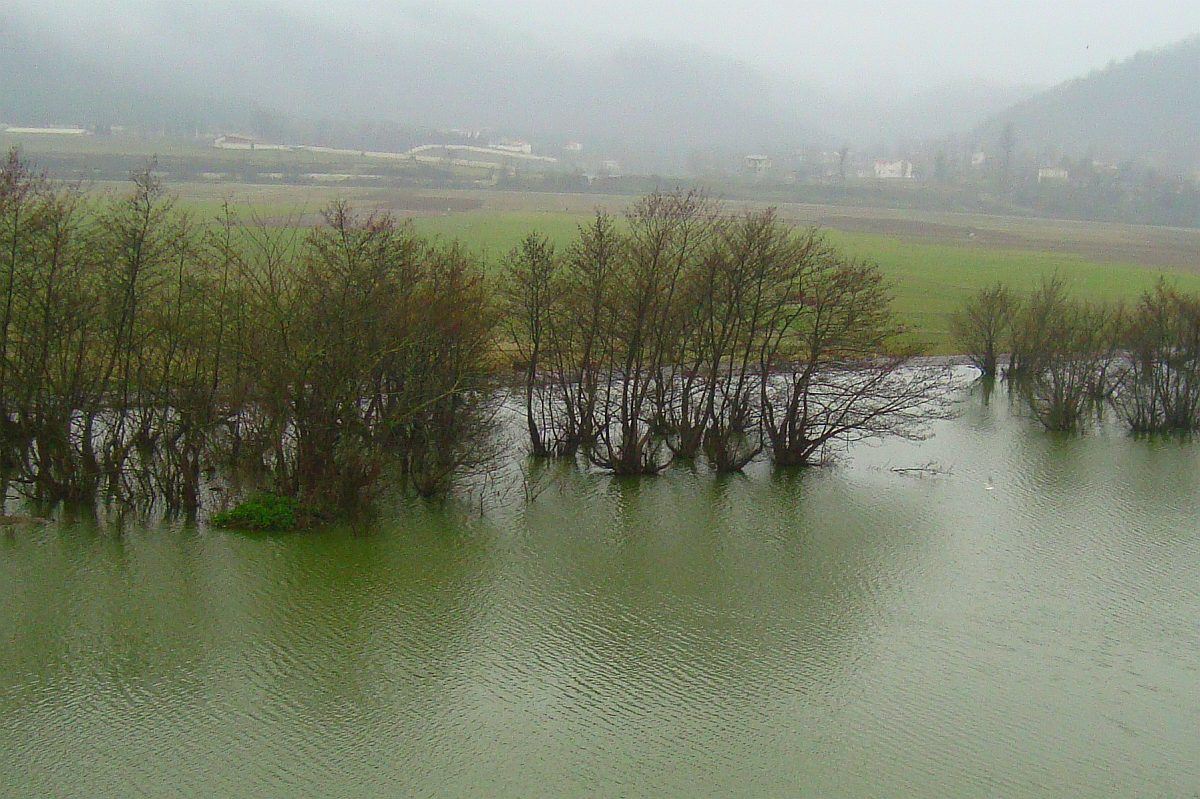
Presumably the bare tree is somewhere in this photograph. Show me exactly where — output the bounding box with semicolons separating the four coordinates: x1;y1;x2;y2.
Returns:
1115;281;1200;433
499;233;562;456
697;210;818;472
759;256;951;467
1014;278;1123;431
588;190;715;475
951;282;1020;379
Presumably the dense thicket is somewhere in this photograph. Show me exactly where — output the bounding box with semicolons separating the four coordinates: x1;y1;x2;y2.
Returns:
1116;282;1200;433
954;277;1200;433
500;191;950;474
0;151;494;511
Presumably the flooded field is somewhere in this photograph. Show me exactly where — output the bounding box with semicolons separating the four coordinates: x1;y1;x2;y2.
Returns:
2;385;1198;797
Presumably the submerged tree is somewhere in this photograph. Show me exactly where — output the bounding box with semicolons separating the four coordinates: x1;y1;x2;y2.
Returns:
758;255;950;467
499;232;565;457
500;192;954;475
1115;281;1200;433
0;152;104;501
951;282;1020;379
1013;277;1123;432
232;203;496;505
0;151;500;513
588;190;716;475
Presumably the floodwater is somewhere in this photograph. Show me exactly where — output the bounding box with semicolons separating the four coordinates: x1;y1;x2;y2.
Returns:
2;384;1199;798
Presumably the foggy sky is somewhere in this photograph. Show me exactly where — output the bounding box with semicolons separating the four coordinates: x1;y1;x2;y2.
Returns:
8;0;1200;167
18;0;1200;95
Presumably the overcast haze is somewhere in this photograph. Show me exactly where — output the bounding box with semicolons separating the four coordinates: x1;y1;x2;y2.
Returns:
19;0;1200;93
6;0;1200;169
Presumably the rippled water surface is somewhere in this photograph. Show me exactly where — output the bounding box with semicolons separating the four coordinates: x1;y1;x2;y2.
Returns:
2;388;1199;798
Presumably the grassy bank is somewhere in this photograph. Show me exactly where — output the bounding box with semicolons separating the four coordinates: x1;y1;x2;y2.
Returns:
85;181;1200;353
407;211;1200;352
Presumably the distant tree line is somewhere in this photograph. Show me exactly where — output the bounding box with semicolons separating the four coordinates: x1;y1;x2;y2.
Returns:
953;277;1200;433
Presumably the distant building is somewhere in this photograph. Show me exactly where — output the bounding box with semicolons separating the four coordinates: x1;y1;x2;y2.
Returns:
214;134;293;151
600;159;621;176
490;139;533;155
213;134;258;150
874;159;914;179
744;154;772;175
1037;167;1069;184
563;141;583;153
971;151;987;168
2;126;90;136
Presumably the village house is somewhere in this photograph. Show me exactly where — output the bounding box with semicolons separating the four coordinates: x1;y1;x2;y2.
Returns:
874;159;914;179
744;154;772;176
1;125;91;136
490;139;533;155
1037;167;1070;184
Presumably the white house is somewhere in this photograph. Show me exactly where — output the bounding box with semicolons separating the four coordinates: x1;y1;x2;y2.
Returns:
490;139;533;155
874;159;913;179
744;154;772;175
2;126;90;136
1037;167;1069;184
213;134;257;150
563;141;583;153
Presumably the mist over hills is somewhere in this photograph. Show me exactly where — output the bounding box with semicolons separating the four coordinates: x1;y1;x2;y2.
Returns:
2;4;832;170
978;36;1200;170
2;2;1038;171
0;10;266;136
7;3;1198;174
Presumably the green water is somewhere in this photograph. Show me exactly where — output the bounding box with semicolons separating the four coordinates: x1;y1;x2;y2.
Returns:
2;388;1199;798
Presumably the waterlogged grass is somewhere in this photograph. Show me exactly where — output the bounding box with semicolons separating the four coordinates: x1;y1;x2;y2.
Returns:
407;212;1200;352
143;188;1200;354
825;231;1200;351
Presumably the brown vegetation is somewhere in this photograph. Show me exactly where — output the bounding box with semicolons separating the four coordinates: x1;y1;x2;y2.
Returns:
0;150;495;512
954;275;1200;434
500;190;952;474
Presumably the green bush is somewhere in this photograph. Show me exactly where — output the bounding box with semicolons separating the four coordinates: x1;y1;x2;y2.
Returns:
210;493;304;532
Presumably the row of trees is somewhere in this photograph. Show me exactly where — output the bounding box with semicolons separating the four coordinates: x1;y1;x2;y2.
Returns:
0;152;494;511
500;191;949;475
953;277;1200;433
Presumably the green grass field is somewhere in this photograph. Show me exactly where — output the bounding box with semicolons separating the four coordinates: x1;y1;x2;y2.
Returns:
77;179;1200;354
406;211;1200;352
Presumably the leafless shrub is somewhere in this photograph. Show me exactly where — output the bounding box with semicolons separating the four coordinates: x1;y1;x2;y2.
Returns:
1012;277;1123;431
1115;280;1200;433
951;282;1019;379
759;257;952;467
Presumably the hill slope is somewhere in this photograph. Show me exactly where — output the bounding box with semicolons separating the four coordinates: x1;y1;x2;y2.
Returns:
0;14;258;135
979;37;1200;169
0;4;830;172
